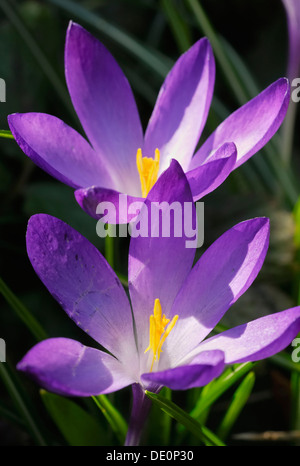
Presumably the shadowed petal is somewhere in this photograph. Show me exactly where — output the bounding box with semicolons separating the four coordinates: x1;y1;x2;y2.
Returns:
190;78;290;170
65;22;143;193
8;113;114;189
75;187;144;224
186;142;237;201
17;338;135;397
129;160;196;359
165;217;270;367
26;214;138;369
141;350;224;390
282;0;300;80
144;38;215;173
191;307;300;364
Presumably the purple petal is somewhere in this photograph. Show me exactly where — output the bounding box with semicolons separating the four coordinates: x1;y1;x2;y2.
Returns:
141;350;224;390
190;78;290;170
65;22;143;193
26;214;137;367
75;187;144;224
186;142;237;201
165;217;270;367
128;160;196;359
143;38;215;172
195;307;300;364
8;113;114;189
18;338;135;397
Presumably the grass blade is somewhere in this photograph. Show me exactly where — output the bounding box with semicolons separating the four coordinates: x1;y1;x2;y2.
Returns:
92;394;128;445
41;390;107;446
0;362;47;445
0;277;47;341
217;372;255;441
190;362;255;421
186;0;248;104
0;129;14;139
0;0;74;119
45;0;172;79
145;390;226;446
160;0;192;53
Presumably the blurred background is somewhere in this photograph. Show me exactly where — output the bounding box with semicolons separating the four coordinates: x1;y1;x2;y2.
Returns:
0;0;300;446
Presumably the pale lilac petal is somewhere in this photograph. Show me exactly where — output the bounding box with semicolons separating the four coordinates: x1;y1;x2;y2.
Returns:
128;160;196;360
165;218;270;367
194;307;300;364
17;338;135;397
143;38;215;172
26;214;138;368
65;22;143;193
190;78;290;170
186;142;237;201
75;187;144;224
8;113;114;189
141;350;224;391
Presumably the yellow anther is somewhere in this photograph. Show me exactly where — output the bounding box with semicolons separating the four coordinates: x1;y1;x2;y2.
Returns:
136;148;160;198
144;298;178;372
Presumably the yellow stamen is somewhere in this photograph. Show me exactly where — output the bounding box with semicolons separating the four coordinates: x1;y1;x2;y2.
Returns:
144;298;178;372
136;148;160;198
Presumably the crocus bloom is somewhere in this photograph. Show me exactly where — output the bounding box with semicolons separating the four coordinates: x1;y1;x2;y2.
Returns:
18;161;300;446
8;22;290;223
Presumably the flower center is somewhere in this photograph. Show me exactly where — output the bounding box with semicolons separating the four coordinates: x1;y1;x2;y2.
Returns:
144;298;178;372
136;148;160;198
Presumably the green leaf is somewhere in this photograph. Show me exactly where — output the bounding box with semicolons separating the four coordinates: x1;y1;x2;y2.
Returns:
293;196;300;248
0;0;75;120
161;0;192;53
217;372;256;440
145;390;225;446
190;362;255;421
0;129;14;139
290;369;300;431
0;362;47;445
92;394;128;445
148;386;172;445
105;225;115;268
0;276;47;341
41;390;107;446
45;0;172;79
186;0;248;105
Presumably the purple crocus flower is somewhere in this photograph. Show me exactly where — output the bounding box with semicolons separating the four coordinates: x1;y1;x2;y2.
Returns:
17;161;300;445
8;22;290;222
